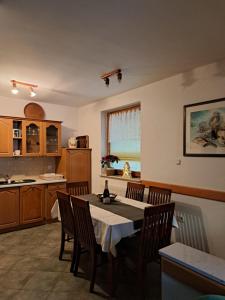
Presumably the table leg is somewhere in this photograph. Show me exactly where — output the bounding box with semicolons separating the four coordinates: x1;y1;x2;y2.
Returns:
108;252;117;297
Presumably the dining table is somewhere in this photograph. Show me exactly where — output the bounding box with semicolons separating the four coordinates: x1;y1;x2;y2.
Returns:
51;193;178;256
51;193;178;295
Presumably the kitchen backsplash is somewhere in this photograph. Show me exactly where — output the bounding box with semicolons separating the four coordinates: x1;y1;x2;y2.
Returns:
0;157;55;178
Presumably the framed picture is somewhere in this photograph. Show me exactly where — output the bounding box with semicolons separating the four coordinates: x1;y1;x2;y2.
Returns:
183;98;225;157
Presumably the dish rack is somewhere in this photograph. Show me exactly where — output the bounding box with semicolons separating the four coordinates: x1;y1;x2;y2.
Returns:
39;173;64;180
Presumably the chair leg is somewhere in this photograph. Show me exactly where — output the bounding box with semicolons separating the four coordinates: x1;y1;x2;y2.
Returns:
73;243;81;276
138;262;146;300
89;250;97;293
59;229;65;260
70;238;77;273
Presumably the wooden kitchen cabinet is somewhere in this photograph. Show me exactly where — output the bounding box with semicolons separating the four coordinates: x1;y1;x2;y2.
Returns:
0;188;19;230
43;121;62;156
56;148;92;192
22;120;43;156
20;185;45;224
0;117;13;156
45;182;66;221
0;115;62;157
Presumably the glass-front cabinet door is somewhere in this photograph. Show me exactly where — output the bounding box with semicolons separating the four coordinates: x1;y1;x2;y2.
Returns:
22;121;43;156
43;122;61;156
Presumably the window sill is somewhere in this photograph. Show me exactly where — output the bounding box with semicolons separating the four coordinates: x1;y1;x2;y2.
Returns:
100;174;141;183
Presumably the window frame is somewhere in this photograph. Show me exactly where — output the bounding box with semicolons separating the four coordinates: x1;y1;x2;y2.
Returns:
106;104;141;177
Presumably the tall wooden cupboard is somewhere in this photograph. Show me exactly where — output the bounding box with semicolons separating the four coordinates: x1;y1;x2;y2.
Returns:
56;148;91;192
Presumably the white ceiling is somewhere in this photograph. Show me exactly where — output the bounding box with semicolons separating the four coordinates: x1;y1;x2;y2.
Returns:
1;0;225;107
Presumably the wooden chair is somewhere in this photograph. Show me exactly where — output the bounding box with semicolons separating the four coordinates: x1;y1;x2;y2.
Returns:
125;182;145;202
67;181;89;196
147;186;172;205
57;191;77;273
118;202;175;299
70;195;102;293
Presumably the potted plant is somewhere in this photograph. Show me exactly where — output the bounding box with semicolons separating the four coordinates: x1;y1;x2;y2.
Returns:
101;155;119;176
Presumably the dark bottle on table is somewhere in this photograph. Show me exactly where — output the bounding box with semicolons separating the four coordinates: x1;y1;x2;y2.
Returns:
103;180;110;203
103;180;110;198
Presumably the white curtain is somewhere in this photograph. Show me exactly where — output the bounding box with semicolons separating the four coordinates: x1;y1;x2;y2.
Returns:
108;107;140;160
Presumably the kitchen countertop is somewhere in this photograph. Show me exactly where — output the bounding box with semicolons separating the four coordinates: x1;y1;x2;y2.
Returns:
159;242;225;286
0;176;66;189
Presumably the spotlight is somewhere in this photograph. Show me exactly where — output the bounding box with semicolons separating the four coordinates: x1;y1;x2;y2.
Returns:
30;87;36;97
117;69;122;82
104;77;110;87
10;80;38;97
11;81;19;95
101;69;122;86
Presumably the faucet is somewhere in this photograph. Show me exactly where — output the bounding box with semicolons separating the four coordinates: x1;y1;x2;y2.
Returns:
4;175;11;184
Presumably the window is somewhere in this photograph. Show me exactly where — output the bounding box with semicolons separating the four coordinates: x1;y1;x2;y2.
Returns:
107;105;141;172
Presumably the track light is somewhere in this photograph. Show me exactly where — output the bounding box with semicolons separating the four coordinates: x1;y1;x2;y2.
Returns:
104;77;110;87
10;80;38;97
11;81;19;95
101;68;122;87
30;87;36;97
117;69;122;82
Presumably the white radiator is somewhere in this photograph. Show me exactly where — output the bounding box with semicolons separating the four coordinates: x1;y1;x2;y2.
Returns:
174;202;209;253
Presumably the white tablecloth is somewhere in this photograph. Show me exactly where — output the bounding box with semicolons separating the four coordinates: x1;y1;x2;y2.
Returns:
51;195;178;256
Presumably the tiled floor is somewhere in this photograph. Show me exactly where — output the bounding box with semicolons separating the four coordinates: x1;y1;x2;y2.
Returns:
0;223;161;299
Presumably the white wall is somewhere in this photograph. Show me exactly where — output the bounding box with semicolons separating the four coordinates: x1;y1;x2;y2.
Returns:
77;60;225;259
0;96;78;145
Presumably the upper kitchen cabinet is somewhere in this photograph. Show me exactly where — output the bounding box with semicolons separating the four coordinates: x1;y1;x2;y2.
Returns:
0;115;62;157
43;121;62;156
22;120;43;156
56;148;92;192
0;117;13;156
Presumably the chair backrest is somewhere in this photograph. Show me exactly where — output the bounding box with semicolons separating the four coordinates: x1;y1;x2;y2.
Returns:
57;191;75;237
125;182;145;202
147;186;172;205
67;181;89;196
70;195;96;249
139;202;175;262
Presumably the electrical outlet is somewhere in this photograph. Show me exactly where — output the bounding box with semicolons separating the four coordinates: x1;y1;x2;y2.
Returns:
176;216;184;223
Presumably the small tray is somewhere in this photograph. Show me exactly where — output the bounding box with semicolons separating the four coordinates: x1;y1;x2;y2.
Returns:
97;193;117;202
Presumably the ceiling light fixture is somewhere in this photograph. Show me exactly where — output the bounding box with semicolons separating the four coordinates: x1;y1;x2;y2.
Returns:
101;69;122;87
10;80;38;97
104;77;110;87
30;87;36;97
11;81;19;95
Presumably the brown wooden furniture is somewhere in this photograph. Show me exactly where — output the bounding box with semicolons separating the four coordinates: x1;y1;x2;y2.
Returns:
57;191;76;272
56;148;92;192
125;181;145;202
45;183;66;221
0;188;19;229
0;115;62;157
43;121;61;156
142;179;225;203
0;182;66;232
70;195;102;293
22;120;43;156
76;135;89;148
0;117;13;156
118;202;175;298
20;185;45;224
147;186;172;205
67;181;89;196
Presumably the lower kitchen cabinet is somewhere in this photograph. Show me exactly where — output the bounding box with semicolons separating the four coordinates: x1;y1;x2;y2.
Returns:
20;185;45;224
0;188;19;229
45;183;66;221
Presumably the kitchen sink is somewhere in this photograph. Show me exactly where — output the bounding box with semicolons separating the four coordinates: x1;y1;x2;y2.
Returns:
0;179;36;185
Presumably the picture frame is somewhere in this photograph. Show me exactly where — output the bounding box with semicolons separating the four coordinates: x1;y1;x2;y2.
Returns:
183;98;225;157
